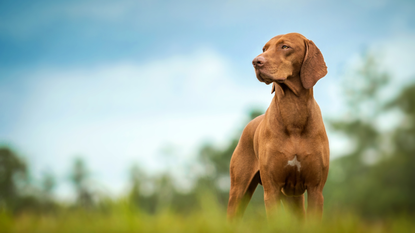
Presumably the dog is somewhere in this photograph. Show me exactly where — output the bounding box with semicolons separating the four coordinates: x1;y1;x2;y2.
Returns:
227;33;329;220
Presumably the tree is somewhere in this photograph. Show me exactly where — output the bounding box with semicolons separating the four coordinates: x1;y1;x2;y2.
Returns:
196;109;264;207
129;164;143;208
324;53;415;217
69;158;94;208
41;170;56;197
0;147;28;210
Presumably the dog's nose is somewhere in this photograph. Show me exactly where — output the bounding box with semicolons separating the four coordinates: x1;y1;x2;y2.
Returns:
252;56;265;67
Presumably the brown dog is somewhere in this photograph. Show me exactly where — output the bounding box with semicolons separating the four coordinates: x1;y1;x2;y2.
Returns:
227;33;329;220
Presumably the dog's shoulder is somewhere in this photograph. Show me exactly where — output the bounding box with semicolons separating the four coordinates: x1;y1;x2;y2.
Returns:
241;114;264;137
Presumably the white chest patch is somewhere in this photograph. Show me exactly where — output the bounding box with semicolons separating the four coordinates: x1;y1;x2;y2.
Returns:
286;155;301;172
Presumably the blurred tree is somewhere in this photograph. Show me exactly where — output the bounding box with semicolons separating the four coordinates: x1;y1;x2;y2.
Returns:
37;170;58;212
122;108;266;215
155;174;174;212
325;53;415;217
196;108;265;207
41;170;56;197
129;164;143;208
69;158;94;208
363;84;415;215
0;147;27;210
132;108;266;214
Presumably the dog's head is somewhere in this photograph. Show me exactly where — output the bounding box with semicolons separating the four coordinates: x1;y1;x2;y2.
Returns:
252;33;327;92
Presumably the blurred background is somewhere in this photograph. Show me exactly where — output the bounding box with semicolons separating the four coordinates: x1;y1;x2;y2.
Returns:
1;0;415;229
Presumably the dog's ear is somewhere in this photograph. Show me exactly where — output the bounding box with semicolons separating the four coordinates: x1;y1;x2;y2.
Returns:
271;82;276;94
300;40;327;89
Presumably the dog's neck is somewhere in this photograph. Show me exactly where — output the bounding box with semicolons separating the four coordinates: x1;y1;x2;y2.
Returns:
269;75;314;136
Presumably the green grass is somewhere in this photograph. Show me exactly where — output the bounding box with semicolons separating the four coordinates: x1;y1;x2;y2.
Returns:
0;199;414;233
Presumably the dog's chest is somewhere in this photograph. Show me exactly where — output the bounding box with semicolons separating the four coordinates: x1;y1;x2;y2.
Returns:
260;132;324;171
278;99;309;134
259;133;326;191
286;155;301;172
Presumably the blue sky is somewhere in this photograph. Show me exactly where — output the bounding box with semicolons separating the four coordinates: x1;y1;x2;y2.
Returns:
1;0;415;198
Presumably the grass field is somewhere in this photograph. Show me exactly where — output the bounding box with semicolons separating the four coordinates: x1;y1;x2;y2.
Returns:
1;198;414;233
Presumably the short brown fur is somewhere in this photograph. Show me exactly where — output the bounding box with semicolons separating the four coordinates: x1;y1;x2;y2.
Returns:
227;33;329;220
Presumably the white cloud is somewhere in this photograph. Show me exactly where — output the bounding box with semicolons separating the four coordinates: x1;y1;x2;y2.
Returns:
7;48;271;197
379;33;415;82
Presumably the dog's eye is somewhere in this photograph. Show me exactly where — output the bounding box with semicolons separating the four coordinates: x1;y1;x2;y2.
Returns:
262;48;265;52
282;45;289;49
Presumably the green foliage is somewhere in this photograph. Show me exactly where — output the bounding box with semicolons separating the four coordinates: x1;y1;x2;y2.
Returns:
0;148;27;211
0;198;414;233
195;108;264;207
123;108;266;215
325;53;415;217
70;158;94;208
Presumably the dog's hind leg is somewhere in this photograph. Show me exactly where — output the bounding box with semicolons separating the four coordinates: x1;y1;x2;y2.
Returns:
227;165;260;220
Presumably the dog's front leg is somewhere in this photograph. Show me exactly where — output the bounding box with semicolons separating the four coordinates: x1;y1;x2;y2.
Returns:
281;194;306;219
264;190;281;218
262;177;283;219
306;186;324;220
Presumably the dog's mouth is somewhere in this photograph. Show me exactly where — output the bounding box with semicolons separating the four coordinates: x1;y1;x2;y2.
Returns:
256;72;272;84
256;69;286;84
